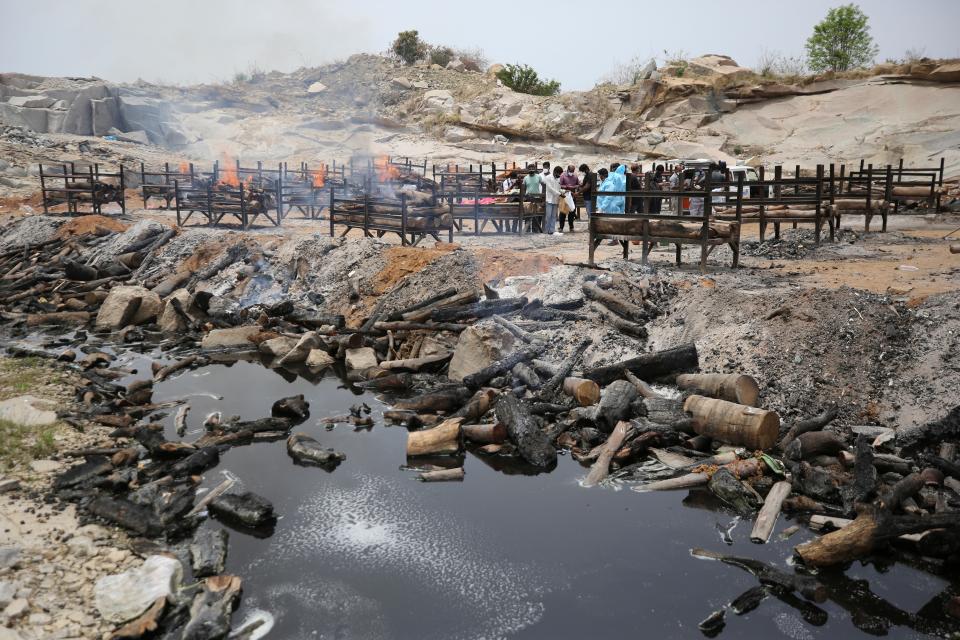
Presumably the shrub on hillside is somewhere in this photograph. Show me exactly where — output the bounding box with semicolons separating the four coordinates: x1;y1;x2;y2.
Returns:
391;30;427;66
429;46;455;68
495;64;560;96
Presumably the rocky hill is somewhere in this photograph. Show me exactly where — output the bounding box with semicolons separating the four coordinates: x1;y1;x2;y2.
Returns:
2;53;959;173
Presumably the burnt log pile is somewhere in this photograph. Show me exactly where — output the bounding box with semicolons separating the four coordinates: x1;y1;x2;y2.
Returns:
2;221;959;637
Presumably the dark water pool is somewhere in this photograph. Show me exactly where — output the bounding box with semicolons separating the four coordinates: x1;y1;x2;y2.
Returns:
101;350;960;639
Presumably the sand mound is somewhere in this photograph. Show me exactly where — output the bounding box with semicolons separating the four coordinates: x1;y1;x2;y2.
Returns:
55;215;128;238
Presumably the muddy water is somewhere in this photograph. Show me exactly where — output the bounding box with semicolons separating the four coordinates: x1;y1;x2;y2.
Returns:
11;335;917;640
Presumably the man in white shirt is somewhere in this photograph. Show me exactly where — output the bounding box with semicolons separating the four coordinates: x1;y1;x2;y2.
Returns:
542;165;563;236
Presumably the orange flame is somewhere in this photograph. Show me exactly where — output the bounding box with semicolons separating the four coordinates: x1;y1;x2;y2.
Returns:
312;164;327;188
375;155;400;182
178;161;189;174
219;153;240;187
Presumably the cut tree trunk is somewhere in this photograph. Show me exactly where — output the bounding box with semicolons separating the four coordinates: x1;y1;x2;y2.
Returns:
784;431;846;461
418;467;465;482
462;423;507;444
676;373;760;406
406;418;463;456
583;421;632;487
684;395;779;450
562;377;601;406
751;480;792;543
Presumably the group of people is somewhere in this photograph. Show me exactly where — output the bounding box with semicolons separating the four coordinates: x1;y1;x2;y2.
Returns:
499;159;734;237
501;162;590;236
499;162;712;236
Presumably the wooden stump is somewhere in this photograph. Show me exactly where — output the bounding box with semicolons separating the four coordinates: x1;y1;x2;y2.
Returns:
676;373;760;406
684;395;779;450
406;418;463;456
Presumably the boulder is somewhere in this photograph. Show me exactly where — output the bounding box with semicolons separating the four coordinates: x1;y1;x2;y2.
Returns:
95;286;162;329
91;96;122;136
157;289;192;333
646;131;665;145
287;433;345;468
423;89;455;113
259;336;299;358
687;54;753;83
271;394;309;420
189;528;228;578
109;128;149;145
6;95;55;108
60;83;112;135
0;103;48;131
486;64;505;77
209;491;275;528
345;347;378;371
0;580;16;608
444;126;474;143
391;77;413;89
159;122;189;146
116;94;167;142
94;555;182;624
275;332;320;367
305;349;335;369
0;396;58;428
201;325;262;349
634;59;657;82
448;322;516;382
412;80;429;89
929;62;960;83
307;82;327;94
446;59;465;72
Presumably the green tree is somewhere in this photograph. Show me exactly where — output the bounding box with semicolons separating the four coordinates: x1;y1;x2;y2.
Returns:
391;30;427;66
495;64;560;96
805;4;879;72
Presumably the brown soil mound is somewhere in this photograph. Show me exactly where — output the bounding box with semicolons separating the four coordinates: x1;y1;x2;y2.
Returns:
473;248;561;283
372;244;458;294
55;215;128;238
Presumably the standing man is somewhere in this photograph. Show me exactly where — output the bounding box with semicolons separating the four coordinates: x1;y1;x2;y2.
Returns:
521;166;542;232
559;164;579;232
628;164;644;213
669;165;682;214
542;165;563;236
578;163;595;221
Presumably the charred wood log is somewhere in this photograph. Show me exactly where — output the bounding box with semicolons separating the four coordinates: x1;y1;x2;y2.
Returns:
784;431;846;461
692;548;827;602
582;343;698;386
494;394;556;468
395;387;472;414
430;297;527;322
463;346;544;390
779;407;839;450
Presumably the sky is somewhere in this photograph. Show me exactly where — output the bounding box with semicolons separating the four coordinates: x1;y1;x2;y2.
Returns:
1;0;958;91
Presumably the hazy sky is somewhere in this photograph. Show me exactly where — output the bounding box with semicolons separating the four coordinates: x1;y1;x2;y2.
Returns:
2;0;958;90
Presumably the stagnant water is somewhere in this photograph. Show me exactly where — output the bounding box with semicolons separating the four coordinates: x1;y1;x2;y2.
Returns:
27;335;960;639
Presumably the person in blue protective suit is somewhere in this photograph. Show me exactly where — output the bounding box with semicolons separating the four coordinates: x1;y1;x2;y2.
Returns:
597;164;626;213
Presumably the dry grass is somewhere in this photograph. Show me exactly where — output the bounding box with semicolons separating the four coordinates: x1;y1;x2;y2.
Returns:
0;357;68;469
0;419;57;471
